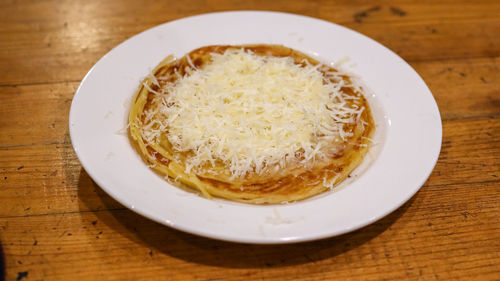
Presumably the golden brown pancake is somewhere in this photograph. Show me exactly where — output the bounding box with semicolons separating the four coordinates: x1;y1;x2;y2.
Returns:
129;44;374;204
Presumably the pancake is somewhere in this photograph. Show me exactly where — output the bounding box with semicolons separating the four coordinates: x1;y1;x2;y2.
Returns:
129;44;374;204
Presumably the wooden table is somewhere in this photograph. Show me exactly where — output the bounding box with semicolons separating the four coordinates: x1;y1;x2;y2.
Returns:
1;0;498;280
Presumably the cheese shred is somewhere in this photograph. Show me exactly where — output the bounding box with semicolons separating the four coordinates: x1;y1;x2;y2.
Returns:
139;49;364;178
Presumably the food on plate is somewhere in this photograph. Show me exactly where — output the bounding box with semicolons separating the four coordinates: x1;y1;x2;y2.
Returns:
129;44;374;204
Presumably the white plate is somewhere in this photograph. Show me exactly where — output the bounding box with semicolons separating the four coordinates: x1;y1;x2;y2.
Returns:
69;11;441;244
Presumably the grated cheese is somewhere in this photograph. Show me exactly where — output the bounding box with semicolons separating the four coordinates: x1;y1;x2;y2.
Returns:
140;49;364;178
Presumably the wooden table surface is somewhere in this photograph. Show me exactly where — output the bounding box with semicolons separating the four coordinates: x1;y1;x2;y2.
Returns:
1;0;499;280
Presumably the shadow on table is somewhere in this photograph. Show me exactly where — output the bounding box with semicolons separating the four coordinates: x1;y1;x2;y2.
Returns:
78;168;413;269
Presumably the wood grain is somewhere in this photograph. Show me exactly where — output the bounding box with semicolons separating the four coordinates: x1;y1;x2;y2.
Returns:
0;0;499;280
0;56;497;147
0;0;499;85
412;57;499;119
0;117;498;218
1;180;498;280
0;82;77;146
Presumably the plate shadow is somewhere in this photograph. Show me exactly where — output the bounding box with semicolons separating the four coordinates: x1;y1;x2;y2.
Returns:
77;168;414;269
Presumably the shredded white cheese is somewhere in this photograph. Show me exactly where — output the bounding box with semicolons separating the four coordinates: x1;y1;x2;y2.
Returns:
140;49;363;178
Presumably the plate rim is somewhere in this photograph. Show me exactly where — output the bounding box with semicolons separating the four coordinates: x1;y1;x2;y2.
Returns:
69;10;442;244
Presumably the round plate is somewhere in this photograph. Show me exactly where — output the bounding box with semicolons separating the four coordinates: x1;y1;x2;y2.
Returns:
69;11;441;244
